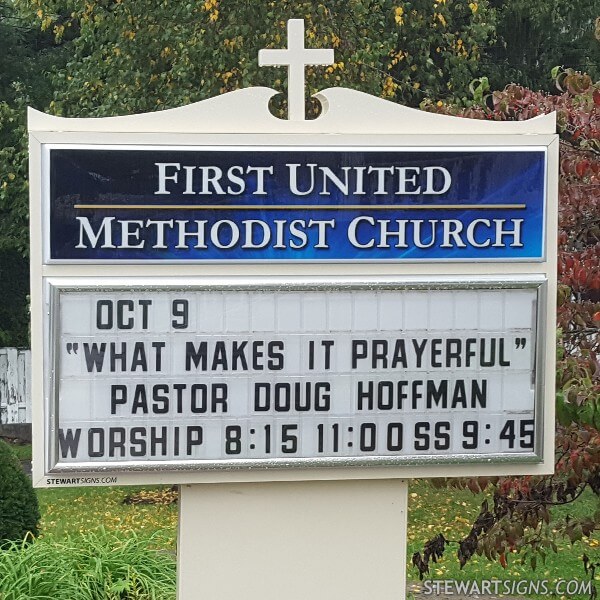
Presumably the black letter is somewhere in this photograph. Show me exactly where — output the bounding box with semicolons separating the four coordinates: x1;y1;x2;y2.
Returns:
84;343;106;372
88;428;105;457
111;385;128;414
187;426;203;454
352;340;368;369
96;300;113;329
186;342;207;370
58;428;81;458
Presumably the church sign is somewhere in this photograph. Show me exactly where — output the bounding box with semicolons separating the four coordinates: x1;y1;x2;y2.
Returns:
29;18;559;600
48;146;546;262
30;19;557;486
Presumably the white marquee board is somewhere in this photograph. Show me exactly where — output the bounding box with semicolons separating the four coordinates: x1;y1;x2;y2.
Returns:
30;89;558;488
49;277;544;472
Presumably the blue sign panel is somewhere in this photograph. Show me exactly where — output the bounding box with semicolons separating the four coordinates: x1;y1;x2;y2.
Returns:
48;147;546;262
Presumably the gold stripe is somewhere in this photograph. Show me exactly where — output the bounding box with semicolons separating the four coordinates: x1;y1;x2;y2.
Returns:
73;203;526;211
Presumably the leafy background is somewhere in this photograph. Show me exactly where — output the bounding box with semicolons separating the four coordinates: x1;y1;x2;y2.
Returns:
0;0;599;594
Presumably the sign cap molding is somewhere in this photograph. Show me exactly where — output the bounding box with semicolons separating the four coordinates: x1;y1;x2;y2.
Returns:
28;86;556;135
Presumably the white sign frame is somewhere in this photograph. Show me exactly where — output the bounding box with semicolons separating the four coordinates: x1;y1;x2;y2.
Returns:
29;86;559;488
45;274;546;474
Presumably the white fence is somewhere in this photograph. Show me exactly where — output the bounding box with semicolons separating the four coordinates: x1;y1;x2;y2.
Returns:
0;348;31;425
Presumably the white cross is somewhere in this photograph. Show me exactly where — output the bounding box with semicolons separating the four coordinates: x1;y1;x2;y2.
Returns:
258;19;334;121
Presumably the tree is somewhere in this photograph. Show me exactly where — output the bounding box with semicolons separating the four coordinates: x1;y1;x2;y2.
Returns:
24;0;495;119
0;1;63;345
0;250;29;347
0;0;497;335
414;71;600;581
484;0;600;91
0;1;65;256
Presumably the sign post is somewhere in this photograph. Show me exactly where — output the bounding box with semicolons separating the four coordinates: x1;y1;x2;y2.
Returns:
29;19;558;600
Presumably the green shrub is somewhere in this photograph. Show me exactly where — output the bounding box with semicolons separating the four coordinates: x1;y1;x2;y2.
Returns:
0;439;39;544
0;529;176;599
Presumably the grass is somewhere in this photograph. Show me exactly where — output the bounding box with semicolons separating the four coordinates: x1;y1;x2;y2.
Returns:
0;486;179;599
37;486;177;548
1;441;32;461
1;478;598;598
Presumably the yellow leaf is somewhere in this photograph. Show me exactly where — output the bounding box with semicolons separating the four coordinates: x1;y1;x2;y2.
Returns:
394;6;404;25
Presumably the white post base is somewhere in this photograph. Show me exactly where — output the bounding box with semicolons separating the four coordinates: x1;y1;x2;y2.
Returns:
177;479;408;600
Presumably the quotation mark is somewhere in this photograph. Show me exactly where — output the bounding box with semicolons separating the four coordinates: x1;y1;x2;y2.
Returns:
514;338;527;349
66;343;79;355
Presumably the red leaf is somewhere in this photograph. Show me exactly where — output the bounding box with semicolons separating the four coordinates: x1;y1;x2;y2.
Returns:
575;160;590;178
